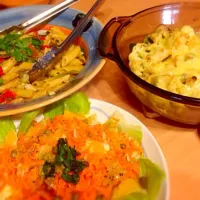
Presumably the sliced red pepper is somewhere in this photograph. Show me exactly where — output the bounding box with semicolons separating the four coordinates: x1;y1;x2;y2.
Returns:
29;44;38;58
0;58;5;63
40;45;50;50
0;67;4;77
32;31;38;37
38;36;46;41
0;89;16;103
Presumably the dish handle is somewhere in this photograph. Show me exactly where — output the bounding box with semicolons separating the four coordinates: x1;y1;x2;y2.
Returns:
98;16;129;61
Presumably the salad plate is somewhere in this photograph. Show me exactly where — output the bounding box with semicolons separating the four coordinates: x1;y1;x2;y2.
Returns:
8;94;169;200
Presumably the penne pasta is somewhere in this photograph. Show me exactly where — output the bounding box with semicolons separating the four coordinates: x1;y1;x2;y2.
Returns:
78;55;87;64
32;90;47;99
54;62;62;70
10;62;33;73
48;68;67;77
0;78;20;93
47;82;66;93
12;88;34;98
61;46;81;67
32;81;45;87
3;73;19;83
1;57;17;73
44;74;70;89
68;58;83;66
62;65;84;74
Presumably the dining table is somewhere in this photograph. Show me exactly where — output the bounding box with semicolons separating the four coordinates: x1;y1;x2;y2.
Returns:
51;0;200;200
0;0;199;199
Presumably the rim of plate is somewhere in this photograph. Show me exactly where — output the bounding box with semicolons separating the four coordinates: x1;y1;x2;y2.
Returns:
89;99;170;200
0;5;106;116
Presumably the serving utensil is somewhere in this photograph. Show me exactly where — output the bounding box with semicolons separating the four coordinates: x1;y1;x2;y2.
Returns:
0;0;79;35
0;0;79;58
28;0;104;83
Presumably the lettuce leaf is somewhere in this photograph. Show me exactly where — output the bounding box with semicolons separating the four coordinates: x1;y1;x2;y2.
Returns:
113;112;143;143
139;158;165;200
43;92;90;119
64;92;90;115
112;159;165;200
112;178;144;200
0;117;16;144
18;109;40;135
44;100;64;120
119;122;142;143
115;192;149;200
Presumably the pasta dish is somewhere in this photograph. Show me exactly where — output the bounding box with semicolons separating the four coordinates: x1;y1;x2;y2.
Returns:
0;92;165;200
0;25;86;104
129;25;200;98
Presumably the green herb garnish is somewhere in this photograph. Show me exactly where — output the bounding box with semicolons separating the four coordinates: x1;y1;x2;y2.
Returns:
43;161;55;178
0;32;43;61
42;138;88;184
32;38;43;49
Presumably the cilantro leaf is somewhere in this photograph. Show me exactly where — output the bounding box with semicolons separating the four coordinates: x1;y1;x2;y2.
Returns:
11;48;22;61
43;161;55;178
32;38;43;48
24;47;33;56
42;138;88;184
0;32;42;62
62;172;80;184
21;38;32;47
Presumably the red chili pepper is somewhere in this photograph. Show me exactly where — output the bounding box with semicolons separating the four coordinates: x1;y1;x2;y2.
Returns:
38;36;46;41
29;44;35;50
0;89;16;103
40;45;50;50
32;31;38;37
0;67;4;77
0;58;5;63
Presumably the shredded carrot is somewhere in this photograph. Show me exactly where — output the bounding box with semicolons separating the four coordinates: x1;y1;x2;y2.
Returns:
0;115;143;200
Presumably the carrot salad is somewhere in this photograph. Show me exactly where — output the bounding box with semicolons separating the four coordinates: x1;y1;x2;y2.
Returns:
0;113;143;200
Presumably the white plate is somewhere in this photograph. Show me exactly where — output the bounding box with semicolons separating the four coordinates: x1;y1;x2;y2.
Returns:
13;99;170;200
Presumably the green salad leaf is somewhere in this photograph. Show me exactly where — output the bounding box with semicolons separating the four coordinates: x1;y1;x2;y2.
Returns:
44;100;64;120
0;117;16;144
119;122;142;143
139;158;165;200
43;92;90;119
113;112;143;143
18;109;40;135
64;92;90;115
32;38;43;49
115;192;149;200
112;158;165;200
